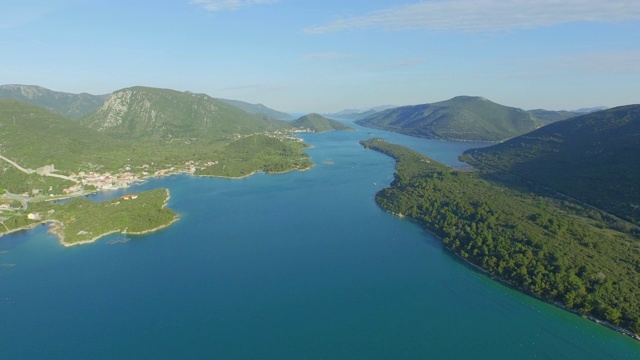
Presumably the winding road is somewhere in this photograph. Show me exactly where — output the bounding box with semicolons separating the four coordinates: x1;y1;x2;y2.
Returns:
0;153;75;181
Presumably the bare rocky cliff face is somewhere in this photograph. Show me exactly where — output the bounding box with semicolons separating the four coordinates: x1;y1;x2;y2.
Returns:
91;90;133;131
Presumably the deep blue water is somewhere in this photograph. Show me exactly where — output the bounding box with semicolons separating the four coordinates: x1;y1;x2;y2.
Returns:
1;125;639;359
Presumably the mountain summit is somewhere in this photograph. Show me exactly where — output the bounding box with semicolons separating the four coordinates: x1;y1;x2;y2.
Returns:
81;86;278;140
0;84;107;120
356;96;544;141
290;113;354;132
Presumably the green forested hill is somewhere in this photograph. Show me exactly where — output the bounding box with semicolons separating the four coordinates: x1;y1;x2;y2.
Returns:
195;134;312;177
356;96;544;141
326;109;377;120
81;86;282;140
326;105;397;120
290;113;354;132
361;138;640;337
2;188;177;245
462;105;640;225
0;84;107;120
0;99;126;172
0;98;312;195
528;109;582;123
218;98;291;120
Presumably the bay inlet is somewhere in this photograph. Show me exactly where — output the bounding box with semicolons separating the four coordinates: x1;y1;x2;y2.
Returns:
0;124;638;359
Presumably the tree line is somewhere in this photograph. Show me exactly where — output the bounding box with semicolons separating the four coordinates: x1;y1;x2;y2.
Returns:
361;139;640;336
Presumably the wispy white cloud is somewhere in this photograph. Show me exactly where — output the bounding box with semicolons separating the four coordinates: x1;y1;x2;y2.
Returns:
190;0;278;12
305;0;640;34
302;52;356;61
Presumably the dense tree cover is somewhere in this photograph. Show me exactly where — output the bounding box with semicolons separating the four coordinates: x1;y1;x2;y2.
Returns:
290;113;355;132
0;167;73;195
0;100;228;174
356;96;544;141
0;84;107;120
0;99;131;172
528;109;583;123
361;139;640;336
462;105;640;225
2;188;177;244
80;86;287;141
0;100;315;194
195;135;312;177
218;98;291;120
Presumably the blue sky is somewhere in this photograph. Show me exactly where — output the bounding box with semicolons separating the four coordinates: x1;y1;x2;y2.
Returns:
1;0;639;113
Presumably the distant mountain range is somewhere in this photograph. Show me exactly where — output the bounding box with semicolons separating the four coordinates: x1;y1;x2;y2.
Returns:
218;98;290;120
290;113;354;132
80;86;286;140
356;96;545;141
325;105;397;120
573;106;609;113
0;84;108;120
462;105;640;224
527;109;584;123
0;86;313;188
0;84;290;123
528;107;609;123
0;99;125;172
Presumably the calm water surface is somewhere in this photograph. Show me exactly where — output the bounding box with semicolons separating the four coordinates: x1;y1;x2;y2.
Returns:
1;124;638;359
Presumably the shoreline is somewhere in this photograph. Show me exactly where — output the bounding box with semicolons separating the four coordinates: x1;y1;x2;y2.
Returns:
0;220;50;238
363;139;640;341
358;125;501;143
195;162;314;179
1;189;180;248
59;216;181;248
123;215;180;236
0;161;311;243
61;188;178;247
382;206;640;342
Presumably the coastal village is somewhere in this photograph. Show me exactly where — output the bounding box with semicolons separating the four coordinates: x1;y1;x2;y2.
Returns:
0;130;306;220
0;159;215;206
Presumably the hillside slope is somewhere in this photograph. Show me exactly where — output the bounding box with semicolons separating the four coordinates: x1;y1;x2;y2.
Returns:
81;86;279;140
528;109;582;123
356;96;544;141
0;98;314;195
362;138;640;338
290;113;354;132
0;84;107;120
462;105;640;224
0;99;123;172
218;98;290;120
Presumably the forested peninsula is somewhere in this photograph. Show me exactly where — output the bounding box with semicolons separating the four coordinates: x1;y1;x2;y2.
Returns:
361;138;640;339
0;188;177;246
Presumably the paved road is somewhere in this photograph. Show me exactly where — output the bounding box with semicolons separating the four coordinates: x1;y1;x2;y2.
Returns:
0;153;75;182
2;191;29;210
0;153;33;174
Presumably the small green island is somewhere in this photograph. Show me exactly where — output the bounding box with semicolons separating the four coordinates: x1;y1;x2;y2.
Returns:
361;138;640;339
0;188;178;246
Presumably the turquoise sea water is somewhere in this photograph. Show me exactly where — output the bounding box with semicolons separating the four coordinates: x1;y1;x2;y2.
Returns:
1;124;639;359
